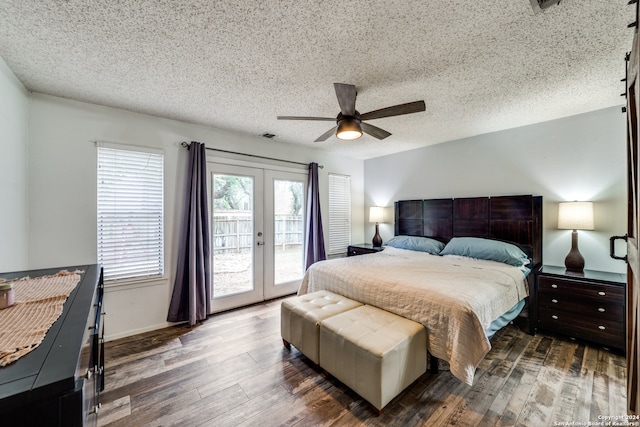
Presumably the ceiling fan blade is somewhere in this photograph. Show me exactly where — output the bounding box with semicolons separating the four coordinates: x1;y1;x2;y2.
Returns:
314;126;338;142
334;83;357;116
361;122;392;140
277;116;335;121
360;100;426;121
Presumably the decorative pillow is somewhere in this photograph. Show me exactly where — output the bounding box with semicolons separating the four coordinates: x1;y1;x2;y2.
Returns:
384;235;445;255
440;237;529;267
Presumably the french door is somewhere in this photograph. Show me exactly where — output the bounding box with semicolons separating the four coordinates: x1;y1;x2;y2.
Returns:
208;162;307;313
627;24;640;414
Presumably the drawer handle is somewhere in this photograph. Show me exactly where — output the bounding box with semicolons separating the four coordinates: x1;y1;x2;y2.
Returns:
598;325;606;330
598;291;606;296
551;315;559;320
84;367;94;380
551;284;558;289
551;299;558;304
598;308;605;312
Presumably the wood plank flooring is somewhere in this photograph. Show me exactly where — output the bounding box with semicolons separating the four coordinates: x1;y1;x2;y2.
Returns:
98;296;627;427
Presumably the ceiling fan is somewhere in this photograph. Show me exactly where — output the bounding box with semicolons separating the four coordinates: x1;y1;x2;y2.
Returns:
277;83;426;142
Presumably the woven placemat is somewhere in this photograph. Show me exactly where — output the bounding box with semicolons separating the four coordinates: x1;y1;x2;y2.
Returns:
0;270;84;367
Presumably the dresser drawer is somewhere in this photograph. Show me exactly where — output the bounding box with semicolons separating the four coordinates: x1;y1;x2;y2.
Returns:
533;267;626;352
538;307;624;349
537;292;624;321
537;276;624;302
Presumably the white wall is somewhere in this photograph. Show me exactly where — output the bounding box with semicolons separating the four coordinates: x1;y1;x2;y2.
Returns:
5;60;627;340
364;107;627;274
27;93;364;340
0;57;29;271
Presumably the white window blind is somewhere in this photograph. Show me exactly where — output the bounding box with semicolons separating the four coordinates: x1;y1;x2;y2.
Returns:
328;174;351;255
97;145;164;282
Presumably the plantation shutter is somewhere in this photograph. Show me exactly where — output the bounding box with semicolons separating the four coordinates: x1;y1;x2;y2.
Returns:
328;174;351;255
97;144;164;282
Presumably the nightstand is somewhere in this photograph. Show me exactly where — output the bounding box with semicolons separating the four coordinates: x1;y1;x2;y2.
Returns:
531;265;626;352
347;244;384;257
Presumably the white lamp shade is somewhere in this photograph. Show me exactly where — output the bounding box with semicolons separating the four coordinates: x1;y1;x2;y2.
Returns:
369;206;385;223
558;201;594;230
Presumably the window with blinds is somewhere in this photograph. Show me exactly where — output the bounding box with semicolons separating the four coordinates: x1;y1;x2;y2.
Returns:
328;173;351;255
97;144;164;282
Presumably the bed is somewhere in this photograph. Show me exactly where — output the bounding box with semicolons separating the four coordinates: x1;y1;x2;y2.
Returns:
298;194;542;385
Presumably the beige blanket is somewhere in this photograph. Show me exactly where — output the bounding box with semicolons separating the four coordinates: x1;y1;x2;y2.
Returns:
298;247;528;385
0;270;84;367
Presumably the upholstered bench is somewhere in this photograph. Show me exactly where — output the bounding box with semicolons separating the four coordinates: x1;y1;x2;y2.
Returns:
281;290;363;364
319;305;427;414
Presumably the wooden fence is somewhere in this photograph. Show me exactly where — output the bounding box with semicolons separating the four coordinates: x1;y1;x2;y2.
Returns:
213;212;303;254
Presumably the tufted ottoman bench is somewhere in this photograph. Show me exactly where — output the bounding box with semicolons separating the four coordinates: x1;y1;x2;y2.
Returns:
281;290;363;364
319;305;427;414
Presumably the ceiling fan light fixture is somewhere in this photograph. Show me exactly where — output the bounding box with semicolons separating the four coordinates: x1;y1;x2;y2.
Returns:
336;118;362;140
277;83;425;142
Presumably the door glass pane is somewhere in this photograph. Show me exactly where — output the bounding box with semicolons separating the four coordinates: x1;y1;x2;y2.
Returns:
212;174;254;297
273;179;304;285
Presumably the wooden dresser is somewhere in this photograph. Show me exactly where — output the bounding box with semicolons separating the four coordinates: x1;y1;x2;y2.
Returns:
347;244;384;256
0;265;104;426
531;265;626;352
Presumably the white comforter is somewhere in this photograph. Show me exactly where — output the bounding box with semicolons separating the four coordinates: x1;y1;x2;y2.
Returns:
298;246;529;385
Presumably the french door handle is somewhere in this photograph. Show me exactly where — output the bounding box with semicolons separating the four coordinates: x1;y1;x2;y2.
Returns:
257;241;265;246
609;235;628;262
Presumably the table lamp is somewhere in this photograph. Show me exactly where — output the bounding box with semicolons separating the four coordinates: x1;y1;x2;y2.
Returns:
558;201;594;272
369;206;384;248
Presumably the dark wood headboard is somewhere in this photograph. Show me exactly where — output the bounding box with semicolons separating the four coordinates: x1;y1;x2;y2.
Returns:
394;195;542;268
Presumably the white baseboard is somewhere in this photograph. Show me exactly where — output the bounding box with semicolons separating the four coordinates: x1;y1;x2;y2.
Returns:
104;321;176;342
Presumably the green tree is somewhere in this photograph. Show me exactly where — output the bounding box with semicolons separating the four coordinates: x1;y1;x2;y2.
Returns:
289;182;303;215
213;176;252;210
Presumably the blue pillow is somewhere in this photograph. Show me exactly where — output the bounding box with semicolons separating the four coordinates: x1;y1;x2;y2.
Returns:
440;237;529;267
385;235;445;255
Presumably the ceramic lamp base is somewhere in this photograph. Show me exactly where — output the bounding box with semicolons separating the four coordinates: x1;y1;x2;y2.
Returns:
564;230;585;272
372;223;383;248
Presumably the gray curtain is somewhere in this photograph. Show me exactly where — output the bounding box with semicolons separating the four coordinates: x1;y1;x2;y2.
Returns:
167;141;211;325
304;162;326;269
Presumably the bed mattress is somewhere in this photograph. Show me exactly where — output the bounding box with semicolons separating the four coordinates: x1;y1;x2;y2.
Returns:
298;246;528;385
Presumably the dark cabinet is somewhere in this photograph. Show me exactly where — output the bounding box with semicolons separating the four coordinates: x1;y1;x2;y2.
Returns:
0;265;104;426
532;265;625;352
347;244;384;257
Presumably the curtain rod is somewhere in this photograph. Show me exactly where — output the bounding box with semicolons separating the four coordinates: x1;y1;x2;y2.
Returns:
181;141;323;169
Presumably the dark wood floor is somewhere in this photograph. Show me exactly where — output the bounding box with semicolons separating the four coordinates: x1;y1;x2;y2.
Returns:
98;296;627;427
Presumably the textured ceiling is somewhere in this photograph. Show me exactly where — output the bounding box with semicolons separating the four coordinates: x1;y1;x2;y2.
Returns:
0;1;634;159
